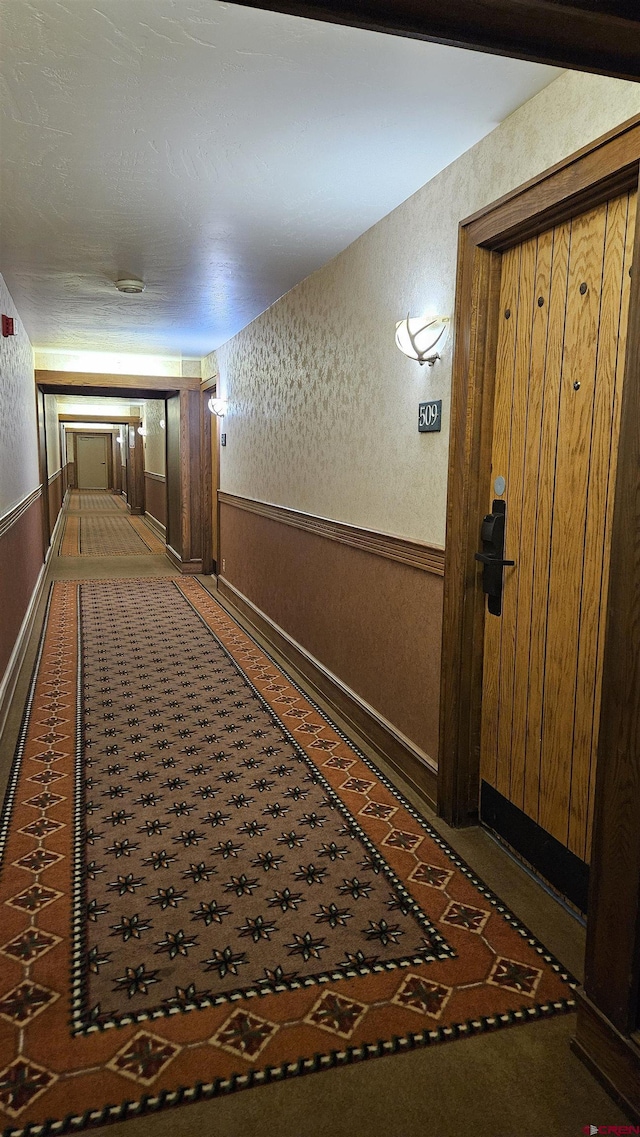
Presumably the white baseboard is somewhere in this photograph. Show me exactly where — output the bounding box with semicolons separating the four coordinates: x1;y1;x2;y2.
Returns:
0;497;66;741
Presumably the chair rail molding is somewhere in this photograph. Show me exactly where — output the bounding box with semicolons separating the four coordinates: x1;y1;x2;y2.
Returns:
0;486;42;541
218;492;445;575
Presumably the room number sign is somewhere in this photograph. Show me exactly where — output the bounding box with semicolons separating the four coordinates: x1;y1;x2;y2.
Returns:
418;399;442;433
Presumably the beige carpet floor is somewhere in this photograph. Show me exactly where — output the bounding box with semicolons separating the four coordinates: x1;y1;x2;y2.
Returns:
0;497;628;1137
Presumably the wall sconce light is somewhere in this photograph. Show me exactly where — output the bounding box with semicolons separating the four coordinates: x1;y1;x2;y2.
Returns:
137;425;147;437
395;315;449;366
159;418;165;429
208;396;228;417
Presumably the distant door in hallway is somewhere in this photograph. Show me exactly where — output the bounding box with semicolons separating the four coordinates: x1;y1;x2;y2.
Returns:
76;433;109;489
479;190;636;907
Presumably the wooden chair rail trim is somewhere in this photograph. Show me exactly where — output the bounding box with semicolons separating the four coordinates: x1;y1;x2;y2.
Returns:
0;486;42;541
144;471;166;483
218;491;445;575
47;468;63;484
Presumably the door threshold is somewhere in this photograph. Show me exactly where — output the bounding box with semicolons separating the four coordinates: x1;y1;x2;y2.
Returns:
480;821;587;928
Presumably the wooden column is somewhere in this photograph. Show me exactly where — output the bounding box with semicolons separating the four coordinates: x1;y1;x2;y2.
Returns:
125;422;145;515
35;388;50;554
165;389;203;573
200;389;214;576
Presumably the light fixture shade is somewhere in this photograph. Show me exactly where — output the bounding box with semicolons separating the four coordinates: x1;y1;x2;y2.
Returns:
208;396;228;417
115;278;145;294
137;425;147;436
395;315;449;365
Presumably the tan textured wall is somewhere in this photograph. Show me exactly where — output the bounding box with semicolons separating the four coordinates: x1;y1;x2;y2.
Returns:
142;399;166;477
0;274;39;516
215;71;640;546
34;350;182;376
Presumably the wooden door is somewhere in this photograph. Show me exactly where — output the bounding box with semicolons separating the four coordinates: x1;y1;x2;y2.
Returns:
479;190;636;910
75;434;108;489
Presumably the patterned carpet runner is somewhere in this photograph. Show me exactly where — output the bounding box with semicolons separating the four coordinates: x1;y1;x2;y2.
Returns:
67;493;126;513
0;579;576;1135
61;514;165;557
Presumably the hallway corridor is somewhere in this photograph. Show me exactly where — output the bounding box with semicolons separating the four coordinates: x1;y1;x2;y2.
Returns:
0;493;628;1135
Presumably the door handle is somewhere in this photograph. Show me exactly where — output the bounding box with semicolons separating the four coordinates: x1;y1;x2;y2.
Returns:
475;499;515;616
475;552;515;567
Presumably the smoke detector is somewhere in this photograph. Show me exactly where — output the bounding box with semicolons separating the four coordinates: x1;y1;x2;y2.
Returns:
115;278;145;294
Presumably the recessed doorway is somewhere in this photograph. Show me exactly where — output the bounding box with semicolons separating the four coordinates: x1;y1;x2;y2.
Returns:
75;433;109;489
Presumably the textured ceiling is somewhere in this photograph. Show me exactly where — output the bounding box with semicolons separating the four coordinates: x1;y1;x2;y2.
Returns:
0;1;560;356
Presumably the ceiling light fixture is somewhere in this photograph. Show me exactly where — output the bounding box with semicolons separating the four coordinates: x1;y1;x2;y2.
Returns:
115;278;145;294
208;396;227;417
395;315;449;366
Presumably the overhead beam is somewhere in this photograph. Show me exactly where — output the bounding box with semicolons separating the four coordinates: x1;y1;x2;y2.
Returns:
230;0;640;81
58;414;141;425
36;370;199;398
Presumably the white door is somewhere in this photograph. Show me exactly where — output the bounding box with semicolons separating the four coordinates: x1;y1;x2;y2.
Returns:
76;434;108;489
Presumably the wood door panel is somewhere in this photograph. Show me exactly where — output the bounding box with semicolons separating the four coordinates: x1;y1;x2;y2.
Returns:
481;190;636;871
538;203;608;845
570;194;633;858
584;191;637;858
479;244;521;794
523;222;571;823
510;229;554;815
495;237;537;803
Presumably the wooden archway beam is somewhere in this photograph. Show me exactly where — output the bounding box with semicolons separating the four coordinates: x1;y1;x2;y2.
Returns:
231;0;640;81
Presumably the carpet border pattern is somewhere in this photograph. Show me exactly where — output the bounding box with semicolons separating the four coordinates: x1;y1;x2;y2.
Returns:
0;579;578;1137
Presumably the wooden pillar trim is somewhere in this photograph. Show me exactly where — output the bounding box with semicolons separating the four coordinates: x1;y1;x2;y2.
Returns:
36;389;51;555
200;390;214;576
583;183;640;1034
126;422;145;515
438;235;502;826
178;389;203;567
165;391;204;573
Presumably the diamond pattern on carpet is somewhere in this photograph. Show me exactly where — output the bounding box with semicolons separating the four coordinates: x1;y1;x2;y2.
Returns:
0;578;576;1135
80;517;155;555
78;580;448;1026
60;515;165;557
67;492;125;513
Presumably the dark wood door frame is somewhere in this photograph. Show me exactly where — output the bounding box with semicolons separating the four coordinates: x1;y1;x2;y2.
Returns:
35;388;51;555
438;112;640;1115
35;377;207;573
231;0;640;81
